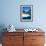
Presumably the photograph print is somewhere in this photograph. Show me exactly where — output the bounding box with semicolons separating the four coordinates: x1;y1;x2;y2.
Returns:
20;5;33;22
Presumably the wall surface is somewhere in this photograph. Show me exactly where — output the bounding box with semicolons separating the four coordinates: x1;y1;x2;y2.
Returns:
0;0;46;44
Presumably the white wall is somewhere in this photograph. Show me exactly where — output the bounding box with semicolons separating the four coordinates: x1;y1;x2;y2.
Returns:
0;0;46;32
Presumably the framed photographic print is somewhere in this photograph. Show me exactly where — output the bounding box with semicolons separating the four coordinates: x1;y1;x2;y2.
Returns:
20;5;33;22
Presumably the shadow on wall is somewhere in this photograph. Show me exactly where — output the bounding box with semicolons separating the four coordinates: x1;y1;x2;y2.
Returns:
0;24;7;43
